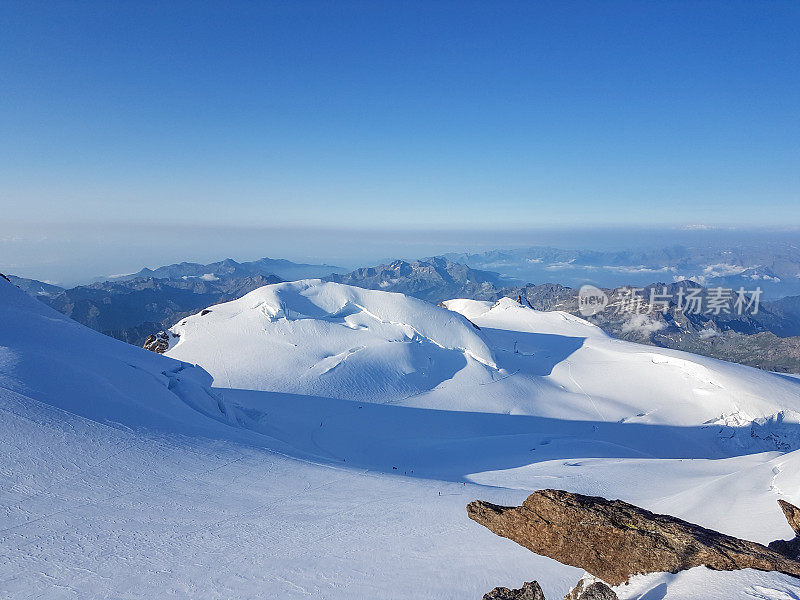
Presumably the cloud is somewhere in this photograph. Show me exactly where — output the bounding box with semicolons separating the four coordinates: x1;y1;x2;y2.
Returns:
620;314;666;335
701;263;747;277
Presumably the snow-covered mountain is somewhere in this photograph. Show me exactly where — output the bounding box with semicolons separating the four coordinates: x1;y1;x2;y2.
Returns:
318;260;800;372
164;280;496;403
5;276;800;599
165;280;800;432
511;280;800;374
11;255;800;373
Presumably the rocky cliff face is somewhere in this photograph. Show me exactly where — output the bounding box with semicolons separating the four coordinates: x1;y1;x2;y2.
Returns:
468;489;800;587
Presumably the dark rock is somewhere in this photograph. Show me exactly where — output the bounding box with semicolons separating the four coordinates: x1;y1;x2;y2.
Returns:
779;499;800;535
142;331;172;354
563;576;617;600
483;580;545;600
769;537;800;561
769;499;800;559
467;489;800;586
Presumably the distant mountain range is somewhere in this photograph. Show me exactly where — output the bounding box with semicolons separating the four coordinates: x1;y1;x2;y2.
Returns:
324;257;508;303
5;257;344;345
6;254;800;372
107;256;346;283
765;295;800;336
440;241;800;298
41;274;283;345
320;259;800;372
518;281;800;373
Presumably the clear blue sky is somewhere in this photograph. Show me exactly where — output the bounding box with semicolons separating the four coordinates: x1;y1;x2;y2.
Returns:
1;2;799;281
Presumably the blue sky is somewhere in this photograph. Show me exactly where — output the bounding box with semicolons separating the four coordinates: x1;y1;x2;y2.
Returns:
1;2;799;281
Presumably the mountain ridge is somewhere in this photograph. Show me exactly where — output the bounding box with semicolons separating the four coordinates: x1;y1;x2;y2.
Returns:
105;256;347;282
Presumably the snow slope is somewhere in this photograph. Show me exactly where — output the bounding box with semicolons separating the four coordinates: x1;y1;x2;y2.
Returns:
4;278;800;599
441;298;800;433
165;280;496;402
0;275;562;599
167;285;800;438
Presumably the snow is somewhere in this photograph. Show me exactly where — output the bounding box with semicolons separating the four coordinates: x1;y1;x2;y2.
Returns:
617;568;800;600
166;280;496;401
169;290;800;430
3;278;800;599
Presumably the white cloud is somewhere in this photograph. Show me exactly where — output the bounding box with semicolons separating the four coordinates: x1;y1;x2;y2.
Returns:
702;263;747;277
620;314;666;335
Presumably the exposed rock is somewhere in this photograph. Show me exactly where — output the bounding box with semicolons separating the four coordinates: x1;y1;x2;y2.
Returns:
142;331;172;354
770;537;800;561
779;499;800;535
483;580;545;600
563;575;617;600
467;489;800;586
769;499;800;559
481;576;616;600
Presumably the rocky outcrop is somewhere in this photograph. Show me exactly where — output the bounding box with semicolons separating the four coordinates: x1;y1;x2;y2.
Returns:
483;580;545;600
563;576;617;600
769;499;800;560
142;331;172;354
779;499;800;534
467;489;800;586
480;575;617;599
